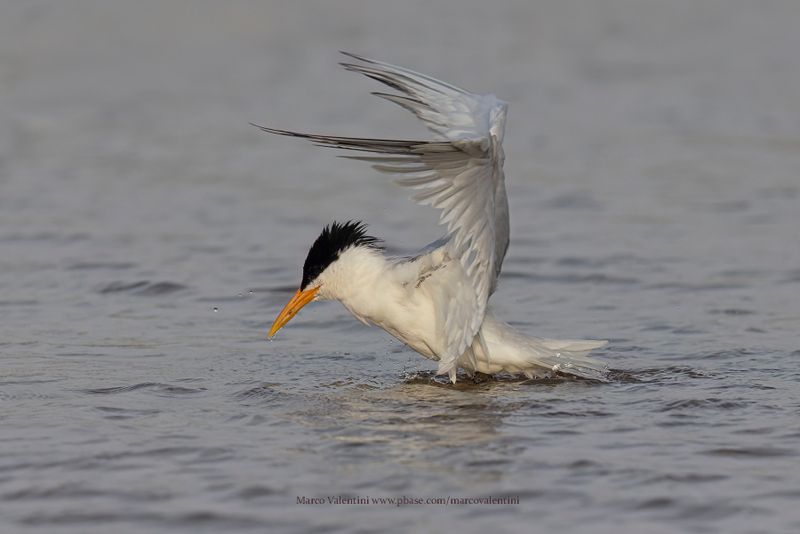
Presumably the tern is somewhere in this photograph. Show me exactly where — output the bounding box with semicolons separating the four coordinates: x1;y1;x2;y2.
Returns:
259;53;607;383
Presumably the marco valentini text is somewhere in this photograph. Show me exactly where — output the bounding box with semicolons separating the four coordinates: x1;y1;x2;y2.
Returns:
296;496;520;506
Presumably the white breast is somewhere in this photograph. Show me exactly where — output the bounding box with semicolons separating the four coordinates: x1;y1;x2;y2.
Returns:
321;246;452;361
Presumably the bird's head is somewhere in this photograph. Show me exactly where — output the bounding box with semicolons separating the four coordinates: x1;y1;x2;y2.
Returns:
268;220;383;337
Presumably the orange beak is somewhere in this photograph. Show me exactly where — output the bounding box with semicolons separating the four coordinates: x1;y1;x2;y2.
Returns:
268;286;320;338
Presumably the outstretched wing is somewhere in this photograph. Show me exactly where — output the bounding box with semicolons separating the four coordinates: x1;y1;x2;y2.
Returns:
339;53;510;284
253;52;509;380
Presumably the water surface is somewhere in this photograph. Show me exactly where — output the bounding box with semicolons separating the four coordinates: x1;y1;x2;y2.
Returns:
2;1;800;533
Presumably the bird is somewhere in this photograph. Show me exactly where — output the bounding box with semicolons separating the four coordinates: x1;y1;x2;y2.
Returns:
258;52;607;383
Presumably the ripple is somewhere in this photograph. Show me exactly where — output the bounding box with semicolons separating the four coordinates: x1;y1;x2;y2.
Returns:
607;366;712;384
537;409;613;418
703;447;796;458
631;498;749;521
234;383;283;402
81;383;206;396
0;232;90;243
645;282;748;292
0;390;59;401
709;308;756;316
236;485;282;499
3;482;167;502
67;261;136;270
674;502;760;520
696;348;762;360
658;398;749;411
671;326;706;335
633;496;676;510
95;406;161;419
97;281;188;295
643;473;728;484
401;370;604;388
0;378;60;386
57;352;111;358
464;458;512;468
19;510;265;529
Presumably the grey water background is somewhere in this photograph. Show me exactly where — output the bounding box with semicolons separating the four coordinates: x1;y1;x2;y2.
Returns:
2;1;799;532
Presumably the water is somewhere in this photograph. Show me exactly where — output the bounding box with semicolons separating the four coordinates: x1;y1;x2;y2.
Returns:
2;1;799;532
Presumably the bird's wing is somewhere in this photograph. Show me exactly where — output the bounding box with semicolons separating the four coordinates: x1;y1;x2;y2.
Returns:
253;53;509;379
338;52;511;287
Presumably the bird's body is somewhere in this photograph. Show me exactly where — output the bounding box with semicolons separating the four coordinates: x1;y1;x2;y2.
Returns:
315;242;607;381
262;53;607;382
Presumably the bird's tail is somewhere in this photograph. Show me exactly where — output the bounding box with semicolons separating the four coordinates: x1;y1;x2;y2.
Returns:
456;311;609;381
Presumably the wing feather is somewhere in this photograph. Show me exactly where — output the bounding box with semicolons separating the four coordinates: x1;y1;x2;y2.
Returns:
254;53;511;380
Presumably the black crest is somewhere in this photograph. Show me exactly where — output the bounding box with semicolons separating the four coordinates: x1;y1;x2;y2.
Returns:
301;221;383;289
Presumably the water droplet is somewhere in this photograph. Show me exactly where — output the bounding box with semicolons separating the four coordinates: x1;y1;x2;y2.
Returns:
213;307;219;312
248;290;254;295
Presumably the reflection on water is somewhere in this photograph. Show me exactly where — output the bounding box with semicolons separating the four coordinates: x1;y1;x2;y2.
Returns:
326;379;511;451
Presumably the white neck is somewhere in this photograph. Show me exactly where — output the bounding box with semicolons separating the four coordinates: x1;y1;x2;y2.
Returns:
315;247;392;323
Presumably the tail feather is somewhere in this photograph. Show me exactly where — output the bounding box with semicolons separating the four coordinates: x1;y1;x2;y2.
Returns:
519;343;609;380
455;311;609;381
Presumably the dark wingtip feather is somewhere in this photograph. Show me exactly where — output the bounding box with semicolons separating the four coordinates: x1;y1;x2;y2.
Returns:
250;123;306;138
339;51;370;63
